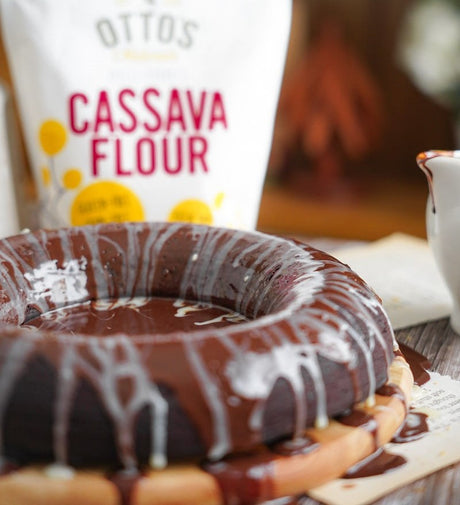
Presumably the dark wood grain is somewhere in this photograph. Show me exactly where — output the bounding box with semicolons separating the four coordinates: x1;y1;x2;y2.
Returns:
398;319;460;381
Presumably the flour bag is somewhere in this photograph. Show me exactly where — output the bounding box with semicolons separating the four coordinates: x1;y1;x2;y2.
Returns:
1;0;291;229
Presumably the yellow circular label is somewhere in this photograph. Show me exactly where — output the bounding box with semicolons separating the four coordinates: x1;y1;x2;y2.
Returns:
62;168;83;190
39;120;67;156
71;181;145;226
168;199;213;225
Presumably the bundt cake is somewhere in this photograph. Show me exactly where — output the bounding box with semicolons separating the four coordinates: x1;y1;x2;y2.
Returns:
0;222;412;504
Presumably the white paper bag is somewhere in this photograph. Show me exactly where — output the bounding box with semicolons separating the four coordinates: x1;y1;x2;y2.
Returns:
1;0;291;229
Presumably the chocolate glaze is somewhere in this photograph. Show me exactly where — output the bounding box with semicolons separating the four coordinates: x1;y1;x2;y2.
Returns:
23;297;246;336
377;383;407;413
397;342;431;386
341;407;429;481
270;435;319;457
337;410;379;451
416;151;442;214
108;469;143;505
204;453;275;505
0;222;395;473
344;447;406;479
204;430;319;503
392;411;429;444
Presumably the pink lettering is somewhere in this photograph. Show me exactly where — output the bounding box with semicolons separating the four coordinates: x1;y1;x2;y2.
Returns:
69;93;89;134
186;90;206;130
118;88;137;133
91;138;108;176
115;138;131;176
209;92;228;130
189;136;208;173
163;137;182;174
94;91;115;133
143;88;162;133
137;138;156;175
165;89;186;131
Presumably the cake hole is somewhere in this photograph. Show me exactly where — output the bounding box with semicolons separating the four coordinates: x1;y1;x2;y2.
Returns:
21;297;248;337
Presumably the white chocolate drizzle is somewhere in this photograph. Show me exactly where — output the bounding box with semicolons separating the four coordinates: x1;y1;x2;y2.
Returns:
184;338;231;460
173;298;247;325
24;258;88;305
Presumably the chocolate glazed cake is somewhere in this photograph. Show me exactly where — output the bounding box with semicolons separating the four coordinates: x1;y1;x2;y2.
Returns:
0;222;412;505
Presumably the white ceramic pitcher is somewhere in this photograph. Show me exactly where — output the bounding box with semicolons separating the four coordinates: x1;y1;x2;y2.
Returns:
417;150;460;333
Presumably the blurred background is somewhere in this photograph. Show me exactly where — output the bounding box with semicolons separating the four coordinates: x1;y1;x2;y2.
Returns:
259;0;457;240
1;0;458;240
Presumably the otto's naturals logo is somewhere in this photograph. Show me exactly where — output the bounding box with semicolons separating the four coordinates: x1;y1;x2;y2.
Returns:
95;0;199;50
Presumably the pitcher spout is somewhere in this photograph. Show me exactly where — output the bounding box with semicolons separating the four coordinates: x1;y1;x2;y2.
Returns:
416;150;460;215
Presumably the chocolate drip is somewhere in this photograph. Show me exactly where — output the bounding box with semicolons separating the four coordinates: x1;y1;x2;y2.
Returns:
344;447;406;479
377;383;407;412
337;410;379;451
271;436;319;457
392;411;429;443
416;152;440;214
397;342;431;386
108;469;142;505
341;405;429;480
204;455;275;505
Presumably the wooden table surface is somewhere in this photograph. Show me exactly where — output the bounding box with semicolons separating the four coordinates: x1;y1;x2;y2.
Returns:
300;318;460;505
